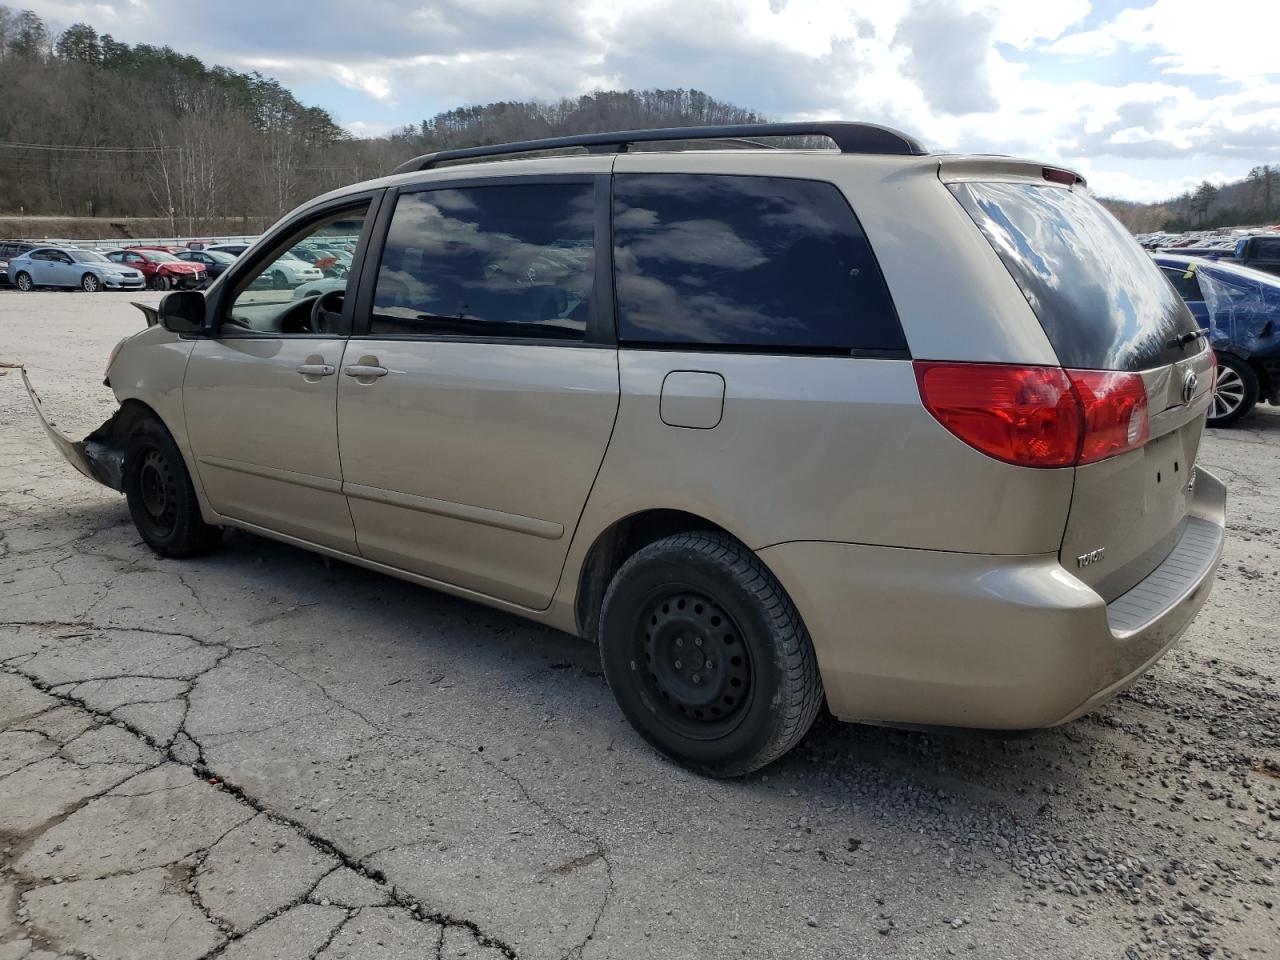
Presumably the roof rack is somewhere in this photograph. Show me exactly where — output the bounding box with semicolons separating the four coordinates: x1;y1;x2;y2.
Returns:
390;121;928;175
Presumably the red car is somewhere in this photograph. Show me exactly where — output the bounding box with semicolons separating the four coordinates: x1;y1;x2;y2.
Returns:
107;248;206;290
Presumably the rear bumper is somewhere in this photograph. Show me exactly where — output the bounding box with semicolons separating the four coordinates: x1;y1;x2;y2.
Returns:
757;467;1226;730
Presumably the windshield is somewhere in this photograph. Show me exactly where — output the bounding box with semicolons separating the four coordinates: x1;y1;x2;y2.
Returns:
138;250;180;262
71;250;110;263
206;251;236;263
950;180;1200;371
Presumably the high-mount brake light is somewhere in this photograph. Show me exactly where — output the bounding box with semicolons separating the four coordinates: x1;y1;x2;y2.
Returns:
914;362;1149;468
1042;167;1080;186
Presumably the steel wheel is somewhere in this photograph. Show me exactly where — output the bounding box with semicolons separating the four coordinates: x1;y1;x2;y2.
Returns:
82;273;100;292
1210;366;1245;421
136;448;179;539
635;589;753;740
272;270;289;290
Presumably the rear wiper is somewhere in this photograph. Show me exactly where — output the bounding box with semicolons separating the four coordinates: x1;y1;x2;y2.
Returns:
1167;330;1206;350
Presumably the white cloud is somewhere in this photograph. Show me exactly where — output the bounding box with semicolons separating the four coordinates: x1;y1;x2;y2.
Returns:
17;0;1280;202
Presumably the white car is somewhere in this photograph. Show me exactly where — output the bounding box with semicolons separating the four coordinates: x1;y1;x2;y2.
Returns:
255;252;323;290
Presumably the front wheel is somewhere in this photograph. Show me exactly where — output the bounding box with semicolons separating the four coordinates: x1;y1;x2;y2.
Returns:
15;271;33;291
122;417;221;558
151;273;171;292
272;270;289;290
598;531;823;778
1207;354;1258;427
81;272;101;293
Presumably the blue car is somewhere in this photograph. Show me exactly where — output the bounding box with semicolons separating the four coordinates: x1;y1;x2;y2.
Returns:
1155;254;1280;425
8;245;147;293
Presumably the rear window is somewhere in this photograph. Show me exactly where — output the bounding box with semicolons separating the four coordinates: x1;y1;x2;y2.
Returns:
613;174;905;354
949;180;1199;371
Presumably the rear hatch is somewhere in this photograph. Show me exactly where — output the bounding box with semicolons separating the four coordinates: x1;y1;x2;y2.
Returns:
947;171;1213;600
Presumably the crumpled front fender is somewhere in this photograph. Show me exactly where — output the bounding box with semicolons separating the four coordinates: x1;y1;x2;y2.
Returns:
18;366;125;492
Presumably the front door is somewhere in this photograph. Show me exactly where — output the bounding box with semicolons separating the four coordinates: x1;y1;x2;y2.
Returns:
338;175;619;608
183;201;375;553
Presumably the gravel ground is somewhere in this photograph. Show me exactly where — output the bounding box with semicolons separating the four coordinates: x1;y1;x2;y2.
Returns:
1;291;1277;960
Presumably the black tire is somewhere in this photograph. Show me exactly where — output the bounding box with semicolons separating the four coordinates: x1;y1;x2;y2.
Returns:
272;270;289;290
122;416;221;558
15;271;33;291
599;531;823;778
81;272;101;293
1207;353;1258;427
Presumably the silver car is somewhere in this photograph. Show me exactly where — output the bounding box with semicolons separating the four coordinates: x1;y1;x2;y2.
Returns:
24;122;1226;777
9;245;146;292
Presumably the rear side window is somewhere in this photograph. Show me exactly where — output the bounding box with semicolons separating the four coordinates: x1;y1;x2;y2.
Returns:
1160;266;1202;302
372;183;595;341
950;180;1199;371
612;174;905;353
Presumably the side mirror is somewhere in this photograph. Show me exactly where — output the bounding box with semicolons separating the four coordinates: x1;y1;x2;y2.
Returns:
158;290;206;334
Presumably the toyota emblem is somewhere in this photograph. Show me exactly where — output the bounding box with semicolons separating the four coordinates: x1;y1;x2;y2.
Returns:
1182;370;1198;404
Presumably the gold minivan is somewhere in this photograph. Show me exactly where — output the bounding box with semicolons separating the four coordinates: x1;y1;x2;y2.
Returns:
26;123;1226;776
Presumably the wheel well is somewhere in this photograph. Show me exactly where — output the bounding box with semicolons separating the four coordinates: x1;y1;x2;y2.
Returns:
575;509;736;641
90;398;163;449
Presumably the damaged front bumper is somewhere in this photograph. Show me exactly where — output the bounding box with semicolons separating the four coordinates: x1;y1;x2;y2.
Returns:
19;366;125;492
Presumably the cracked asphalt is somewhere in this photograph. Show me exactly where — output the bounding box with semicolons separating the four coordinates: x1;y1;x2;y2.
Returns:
1;292;1278;960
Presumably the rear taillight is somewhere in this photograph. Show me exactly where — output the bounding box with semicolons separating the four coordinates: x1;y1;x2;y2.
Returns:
1069;370;1149;464
914;362;1149;468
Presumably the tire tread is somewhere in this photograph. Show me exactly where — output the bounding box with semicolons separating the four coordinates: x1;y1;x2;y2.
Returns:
601;530;823;777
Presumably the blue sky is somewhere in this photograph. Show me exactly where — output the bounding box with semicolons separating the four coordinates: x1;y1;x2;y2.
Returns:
21;0;1280;201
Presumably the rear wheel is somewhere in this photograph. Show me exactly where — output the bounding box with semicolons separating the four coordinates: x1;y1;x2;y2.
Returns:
81;272;101;293
15;271;33;291
1208;354;1258;427
122;416;221;558
598;531;823;778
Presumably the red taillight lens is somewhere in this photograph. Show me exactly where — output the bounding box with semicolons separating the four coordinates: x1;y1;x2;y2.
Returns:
1068;370;1148;464
913;362;1081;467
914;362;1150;468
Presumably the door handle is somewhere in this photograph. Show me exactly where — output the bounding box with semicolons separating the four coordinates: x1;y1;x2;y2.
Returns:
296;363;335;377
344;364;389;379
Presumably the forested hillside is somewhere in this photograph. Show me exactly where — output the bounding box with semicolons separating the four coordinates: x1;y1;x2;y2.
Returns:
0;6;772;232
1099;166;1279;233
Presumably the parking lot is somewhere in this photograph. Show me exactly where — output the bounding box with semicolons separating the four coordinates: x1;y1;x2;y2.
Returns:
1;292;1277;959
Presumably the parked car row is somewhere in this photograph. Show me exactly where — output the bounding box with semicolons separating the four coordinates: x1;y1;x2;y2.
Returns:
1138;229;1280;277
2;234;366;292
4;245;148;292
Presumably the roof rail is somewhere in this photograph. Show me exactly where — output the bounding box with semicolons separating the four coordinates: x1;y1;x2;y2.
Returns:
390;121;928;175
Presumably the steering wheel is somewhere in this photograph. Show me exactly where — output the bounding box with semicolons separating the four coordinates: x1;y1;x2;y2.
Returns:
309;290;345;333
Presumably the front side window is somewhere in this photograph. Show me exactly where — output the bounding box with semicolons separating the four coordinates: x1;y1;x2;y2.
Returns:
226;205;368;335
612;174;905;352
370;182;595;341
1253;238;1280;259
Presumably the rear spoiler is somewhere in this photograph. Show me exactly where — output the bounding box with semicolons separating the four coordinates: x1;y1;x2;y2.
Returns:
936;155;1086;188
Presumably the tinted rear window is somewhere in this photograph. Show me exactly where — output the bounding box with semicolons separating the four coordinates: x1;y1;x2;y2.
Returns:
613;174;905;353
950;181;1199;371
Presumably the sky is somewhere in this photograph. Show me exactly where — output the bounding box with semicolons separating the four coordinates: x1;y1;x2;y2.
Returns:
18;0;1280;202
